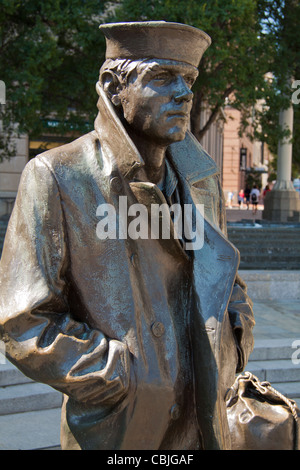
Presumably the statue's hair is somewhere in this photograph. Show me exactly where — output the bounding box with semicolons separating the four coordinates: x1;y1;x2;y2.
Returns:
98;58;149;89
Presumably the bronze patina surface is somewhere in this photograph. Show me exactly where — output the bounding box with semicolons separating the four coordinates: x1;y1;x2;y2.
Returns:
0;21;254;450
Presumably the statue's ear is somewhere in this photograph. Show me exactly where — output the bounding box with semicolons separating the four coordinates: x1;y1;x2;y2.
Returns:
100;71;122;107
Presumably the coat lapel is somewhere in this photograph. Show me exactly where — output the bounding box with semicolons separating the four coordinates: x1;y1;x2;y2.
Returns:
189;215;239;449
168;154;239;450
128;181;189;261
166;133;240;325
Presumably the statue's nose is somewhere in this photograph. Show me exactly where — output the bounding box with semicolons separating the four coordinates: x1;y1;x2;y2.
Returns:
173;76;193;102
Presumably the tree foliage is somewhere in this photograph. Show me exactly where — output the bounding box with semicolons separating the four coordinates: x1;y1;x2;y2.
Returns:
0;0;108;160
255;0;300;176
0;0;299;176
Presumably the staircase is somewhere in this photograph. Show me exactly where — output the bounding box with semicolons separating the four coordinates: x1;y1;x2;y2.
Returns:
0;360;62;450
0;338;299;450
247;338;300;410
227;225;300;270
1;218;62;449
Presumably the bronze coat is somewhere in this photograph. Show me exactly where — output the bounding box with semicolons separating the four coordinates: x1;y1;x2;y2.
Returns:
0;90;255;450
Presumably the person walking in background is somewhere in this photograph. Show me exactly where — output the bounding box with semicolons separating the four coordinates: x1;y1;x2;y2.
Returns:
250;184;260;215
238;189;244;209
244;185;251;210
227;190;233;208
263;185;271;197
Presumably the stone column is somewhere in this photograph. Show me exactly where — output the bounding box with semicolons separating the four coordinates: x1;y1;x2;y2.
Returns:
263;100;300;222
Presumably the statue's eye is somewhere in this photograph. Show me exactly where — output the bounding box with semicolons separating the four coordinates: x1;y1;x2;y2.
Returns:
185;76;196;87
152;73;171;84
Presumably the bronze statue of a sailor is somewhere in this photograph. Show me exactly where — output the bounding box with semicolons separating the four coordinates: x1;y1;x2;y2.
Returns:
0;21;255;450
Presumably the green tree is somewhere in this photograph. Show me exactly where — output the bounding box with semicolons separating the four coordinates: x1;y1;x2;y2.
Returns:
0;0;108;161
255;0;300;176
1;0;299;175
245;168;263;190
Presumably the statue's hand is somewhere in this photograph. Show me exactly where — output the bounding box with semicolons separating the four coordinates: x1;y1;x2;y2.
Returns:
70;338;133;406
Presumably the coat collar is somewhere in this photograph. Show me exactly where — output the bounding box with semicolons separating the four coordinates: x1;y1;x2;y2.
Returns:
94;84;219;185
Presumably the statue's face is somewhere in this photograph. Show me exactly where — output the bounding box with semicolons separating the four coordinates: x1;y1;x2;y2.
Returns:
117;60;198;145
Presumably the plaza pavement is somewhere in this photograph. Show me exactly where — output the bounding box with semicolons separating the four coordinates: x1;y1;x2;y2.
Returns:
226;203;264;223
226;205;300;342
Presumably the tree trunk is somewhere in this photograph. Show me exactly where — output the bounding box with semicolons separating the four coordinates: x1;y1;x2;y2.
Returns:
191;86;234;142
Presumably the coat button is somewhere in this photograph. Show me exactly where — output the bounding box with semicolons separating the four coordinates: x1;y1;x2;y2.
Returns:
110;176;123;193
151;321;165;338
170;404;181;420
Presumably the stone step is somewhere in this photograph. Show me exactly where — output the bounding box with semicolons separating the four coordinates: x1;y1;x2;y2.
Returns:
239;271;300;300
234;250;300;257
228;235;300;242
229;241;300;250
247;359;300;383
231;249;300;256
240;258;300;267
250;338;299;361
227;226;300;232
232;245;300;254
228;231;300;238
228;237;299;246
227;226;300;269
271;382;300;400
248;339;300;383
0;382;62;416
246;338;300;410
0;408;61;450
234;252;300;261
240;254;300;261
0;360;33;387
228;234;299;241
228;230;300;249
239;261;300;270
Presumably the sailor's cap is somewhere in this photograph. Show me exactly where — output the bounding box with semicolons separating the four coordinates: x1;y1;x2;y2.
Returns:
99;21;211;68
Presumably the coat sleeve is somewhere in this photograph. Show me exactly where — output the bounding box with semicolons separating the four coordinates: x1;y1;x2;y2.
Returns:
0;157;131;406
216;175;255;372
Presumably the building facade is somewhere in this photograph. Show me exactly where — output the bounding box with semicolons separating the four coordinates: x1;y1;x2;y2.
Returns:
0;133;28;218
222;105;272;205
198;107;224;179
